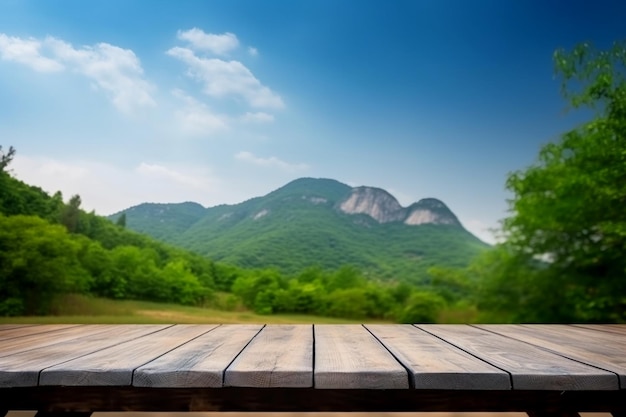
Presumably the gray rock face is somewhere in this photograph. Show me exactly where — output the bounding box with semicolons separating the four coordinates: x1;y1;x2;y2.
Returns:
339;187;405;223
404;198;460;226
339;188;460;226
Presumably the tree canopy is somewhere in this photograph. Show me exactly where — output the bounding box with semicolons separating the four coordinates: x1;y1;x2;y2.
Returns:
0;145;15;172
481;42;626;322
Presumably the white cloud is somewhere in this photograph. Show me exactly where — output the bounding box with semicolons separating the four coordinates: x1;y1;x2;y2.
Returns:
240;111;274;123
248;46;258;57
0;33;64;72
177;28;239;55
235;151;308;172
46;37;155;114
172;89;229;136
167;46;284;109
0;33;155;114
136;162;217;190
11;154;221;215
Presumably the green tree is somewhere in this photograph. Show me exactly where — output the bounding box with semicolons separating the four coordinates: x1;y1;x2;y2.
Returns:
396;291;445;324
116;213;127;228
0;215;91;315
0;145;15;172
60;194;83;233
495;41;626;322
161;259;207;305
78;238;117;298
325;265;365;292
110;246;163;301
232;269;285;311
325;288;370;319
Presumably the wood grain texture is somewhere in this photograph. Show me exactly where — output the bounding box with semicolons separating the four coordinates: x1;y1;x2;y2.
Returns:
133;324;261;388
40;325;213;386
0;324;78;341
0;325;121;358
418;325;617;391
521;324;626;343
314;324;408;389
477;324;626;388
572;324;626;335
0;325;79;341
225;325;312;388
0;325;169;387
0;325;35;331
34;411;92;417
365;324;510;389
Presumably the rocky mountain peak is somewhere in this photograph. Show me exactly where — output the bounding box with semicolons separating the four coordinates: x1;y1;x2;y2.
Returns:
339;186;405;223
338;187;461;227
404;198;460;226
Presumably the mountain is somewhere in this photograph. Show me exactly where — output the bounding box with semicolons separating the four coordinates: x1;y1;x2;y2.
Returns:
111;178;488;284
340;187;461;226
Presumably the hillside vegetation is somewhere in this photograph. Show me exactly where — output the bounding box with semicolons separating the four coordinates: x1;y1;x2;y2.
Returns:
1;42;624;324
417;42;626;324
113;178;488;285
1;151;472;322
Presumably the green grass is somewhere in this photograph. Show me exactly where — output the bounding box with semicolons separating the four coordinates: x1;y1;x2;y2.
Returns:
0;294;390;324
436;303;479;324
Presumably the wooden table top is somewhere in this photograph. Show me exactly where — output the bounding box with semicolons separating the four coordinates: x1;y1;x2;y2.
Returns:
0;323;624;391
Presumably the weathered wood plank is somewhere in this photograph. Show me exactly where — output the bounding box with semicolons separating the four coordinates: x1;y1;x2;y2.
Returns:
477;324;626;388
521;324;626;342
0;325;79;341
40;325;213;386
418;325;617;390
0;325;35;331
0;325;130;358
572;324;626;335
0;325;170;387
133;324;261;388
225;325;312;388
34;412;92;417
365;324;510;389
314;324;408;389
527;412;580;417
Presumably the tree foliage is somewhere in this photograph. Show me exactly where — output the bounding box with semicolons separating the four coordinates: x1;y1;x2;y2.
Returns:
0;144;455;322
0;215;90;315
0;162;221;315
0;145;15;172
481;42;626;322
116;213;127;228
229;264;446;321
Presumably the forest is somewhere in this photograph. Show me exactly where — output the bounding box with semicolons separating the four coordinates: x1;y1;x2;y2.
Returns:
1;42;625;323
0;154;452;322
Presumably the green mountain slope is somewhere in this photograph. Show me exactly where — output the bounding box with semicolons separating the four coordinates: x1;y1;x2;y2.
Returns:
112;178;489;284
116;201;207;241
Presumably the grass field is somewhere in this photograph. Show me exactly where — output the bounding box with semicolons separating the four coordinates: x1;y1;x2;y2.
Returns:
0;294;390;324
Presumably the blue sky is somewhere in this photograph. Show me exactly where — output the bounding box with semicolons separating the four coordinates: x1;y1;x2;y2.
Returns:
1;0;624;243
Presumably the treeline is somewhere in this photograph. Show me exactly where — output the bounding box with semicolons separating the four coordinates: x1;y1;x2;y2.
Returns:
222;265;459;322
0;154;221;315
0;214;216;314
0;151;457;321
420;42;626;324
3;42;624;324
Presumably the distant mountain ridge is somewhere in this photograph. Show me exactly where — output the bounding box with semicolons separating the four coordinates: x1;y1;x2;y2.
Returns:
339;186;461;226
111;178;488;283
